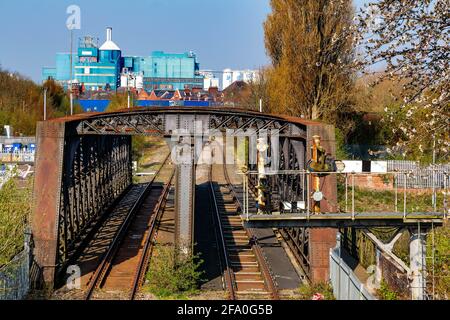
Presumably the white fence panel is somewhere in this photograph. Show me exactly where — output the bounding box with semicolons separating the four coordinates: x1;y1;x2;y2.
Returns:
330;247;376;300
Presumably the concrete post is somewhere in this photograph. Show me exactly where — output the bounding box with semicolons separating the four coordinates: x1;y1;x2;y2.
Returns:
409;227;427;300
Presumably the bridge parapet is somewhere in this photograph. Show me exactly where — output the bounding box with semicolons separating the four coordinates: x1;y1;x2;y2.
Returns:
32;121;132;286
31;107;335;287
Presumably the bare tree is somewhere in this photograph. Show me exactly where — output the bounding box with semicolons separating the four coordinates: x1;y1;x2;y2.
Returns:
264;0;356;121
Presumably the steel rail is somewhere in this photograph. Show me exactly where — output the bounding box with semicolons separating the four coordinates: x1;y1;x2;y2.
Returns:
245;171;313;283
208;165;237;300
129;169;175;300
84;154;171;300
278;229;311;283
222;163;280;300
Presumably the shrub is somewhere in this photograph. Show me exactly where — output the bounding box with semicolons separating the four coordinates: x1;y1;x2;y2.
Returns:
427;224;450;299
298;282;335;300
377;280;398;300
145;244;204;299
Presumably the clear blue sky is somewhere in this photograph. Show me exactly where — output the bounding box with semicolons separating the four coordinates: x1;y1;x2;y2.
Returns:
0;0;369;82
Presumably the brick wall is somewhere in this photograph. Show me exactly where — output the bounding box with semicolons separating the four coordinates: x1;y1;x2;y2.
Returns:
307;123;337;283
353;175;393;190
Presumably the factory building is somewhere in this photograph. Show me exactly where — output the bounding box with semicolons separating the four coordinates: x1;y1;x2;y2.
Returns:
42;27;203;91
222;69;259;90
199;69;259;91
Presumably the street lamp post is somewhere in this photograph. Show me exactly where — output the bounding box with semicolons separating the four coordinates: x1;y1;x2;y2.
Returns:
43;88;47;121
70;91;74;116
127;89;131;109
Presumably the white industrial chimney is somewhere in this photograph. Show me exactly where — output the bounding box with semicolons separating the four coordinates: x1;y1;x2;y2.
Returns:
100;27;121;51
106;27;112;41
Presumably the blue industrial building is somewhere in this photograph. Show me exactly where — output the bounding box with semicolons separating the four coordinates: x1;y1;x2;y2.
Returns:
42;28;203;91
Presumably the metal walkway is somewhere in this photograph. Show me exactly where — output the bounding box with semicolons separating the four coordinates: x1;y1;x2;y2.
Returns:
242;212;446;228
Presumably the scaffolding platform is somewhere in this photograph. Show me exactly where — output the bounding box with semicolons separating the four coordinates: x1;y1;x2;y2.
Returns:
242;212;446;228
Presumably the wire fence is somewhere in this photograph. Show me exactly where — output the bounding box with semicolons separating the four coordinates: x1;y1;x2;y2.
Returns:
0;239;31;300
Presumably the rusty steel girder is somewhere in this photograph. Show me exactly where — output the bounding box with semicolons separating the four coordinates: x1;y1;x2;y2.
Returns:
57;133;132;269
32;107;335;287
247;123;337;283
75;108;308;139
32;121;132;286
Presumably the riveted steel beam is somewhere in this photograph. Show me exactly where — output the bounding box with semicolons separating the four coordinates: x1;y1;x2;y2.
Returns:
75;110;307;139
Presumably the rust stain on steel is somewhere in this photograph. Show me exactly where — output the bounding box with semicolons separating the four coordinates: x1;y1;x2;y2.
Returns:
32;121;66;284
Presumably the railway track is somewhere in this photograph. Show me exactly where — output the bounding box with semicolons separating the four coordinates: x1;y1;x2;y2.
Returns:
246;174;312;284
81;155;174;300
209;162;279;300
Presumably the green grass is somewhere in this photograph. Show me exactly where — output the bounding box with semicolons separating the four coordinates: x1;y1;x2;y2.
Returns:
0;177;31;266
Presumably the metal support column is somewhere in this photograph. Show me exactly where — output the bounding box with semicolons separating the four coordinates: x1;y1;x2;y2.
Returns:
409;226;427;300
174;141;195;255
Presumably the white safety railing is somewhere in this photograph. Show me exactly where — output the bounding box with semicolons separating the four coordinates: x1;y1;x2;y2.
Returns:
240;169;448;220
388;161;450;189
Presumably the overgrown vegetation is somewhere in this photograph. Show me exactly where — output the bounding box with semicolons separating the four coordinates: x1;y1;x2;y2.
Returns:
377;280;399;300
298;282;335;300
336;179;444;213
105;92;136;112
391;231;411;265
145;244;204;299
0;177;32;266
427;224;450;299
0;69;82;136
132;136;149;163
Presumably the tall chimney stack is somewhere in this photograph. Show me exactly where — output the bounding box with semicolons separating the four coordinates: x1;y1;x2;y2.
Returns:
106;27;112;41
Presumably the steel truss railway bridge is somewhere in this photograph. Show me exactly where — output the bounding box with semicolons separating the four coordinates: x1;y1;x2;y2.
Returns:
31;107;445;299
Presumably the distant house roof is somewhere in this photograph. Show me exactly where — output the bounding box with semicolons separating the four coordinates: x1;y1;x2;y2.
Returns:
137;90;149;100
135;87;225;103
223;81;249;95
160;91;174;100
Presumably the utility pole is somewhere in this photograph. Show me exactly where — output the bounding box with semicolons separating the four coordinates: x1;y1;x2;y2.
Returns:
70;92;74;116
43;88;47;121
69;29;74;116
